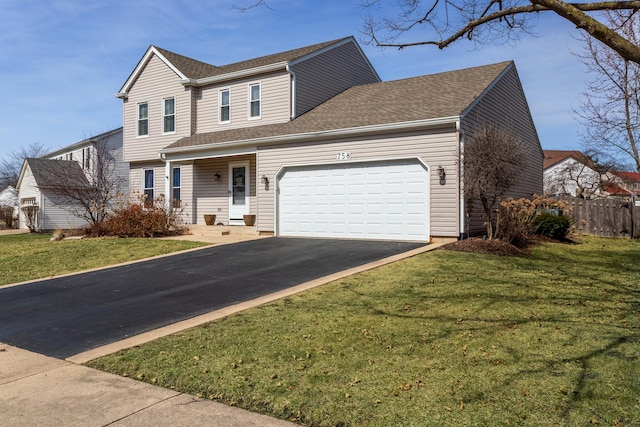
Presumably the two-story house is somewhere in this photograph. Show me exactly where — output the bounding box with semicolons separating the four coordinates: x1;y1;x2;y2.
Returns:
16;127;128;231
117;36;542;241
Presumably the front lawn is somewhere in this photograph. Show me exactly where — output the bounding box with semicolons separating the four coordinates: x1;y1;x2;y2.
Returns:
89;237;640;426
0;233;207;286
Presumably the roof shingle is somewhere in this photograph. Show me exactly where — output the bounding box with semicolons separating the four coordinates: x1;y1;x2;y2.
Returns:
164;61;512;151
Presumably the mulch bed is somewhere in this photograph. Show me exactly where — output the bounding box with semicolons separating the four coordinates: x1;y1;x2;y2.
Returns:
440;237;530;257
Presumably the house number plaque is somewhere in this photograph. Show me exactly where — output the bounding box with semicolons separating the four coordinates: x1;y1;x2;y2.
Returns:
336;152;351;161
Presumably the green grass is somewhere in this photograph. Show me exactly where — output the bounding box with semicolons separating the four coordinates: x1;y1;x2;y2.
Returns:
89;237;640;426
0;233;207;286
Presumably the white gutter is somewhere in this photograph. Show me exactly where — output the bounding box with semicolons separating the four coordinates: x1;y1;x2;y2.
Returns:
457;120;466;239
180;62;288;87
286;64;297;119
160;116;460;156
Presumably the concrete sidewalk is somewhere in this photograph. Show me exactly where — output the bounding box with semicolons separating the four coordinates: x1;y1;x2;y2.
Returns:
0;343;296;426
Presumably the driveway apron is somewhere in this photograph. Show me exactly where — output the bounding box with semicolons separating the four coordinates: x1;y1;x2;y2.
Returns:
0;238;424;358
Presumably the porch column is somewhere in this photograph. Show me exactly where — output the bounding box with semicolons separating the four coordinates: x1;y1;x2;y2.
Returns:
164;160;172;207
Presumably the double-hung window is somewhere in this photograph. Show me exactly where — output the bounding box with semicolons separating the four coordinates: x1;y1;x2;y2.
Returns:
249;83;260;119
172;167;181;208
219;89;230;123
163;97;175;133
138;102;149;137
144;169;154;206
82;147;91;170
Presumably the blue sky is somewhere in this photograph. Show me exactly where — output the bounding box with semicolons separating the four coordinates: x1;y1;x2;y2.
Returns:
0;0;589;160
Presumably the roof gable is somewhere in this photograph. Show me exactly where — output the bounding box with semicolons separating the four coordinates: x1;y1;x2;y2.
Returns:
117;37;356;98
543;150;599;170
23;158;91;189
163;61;513;153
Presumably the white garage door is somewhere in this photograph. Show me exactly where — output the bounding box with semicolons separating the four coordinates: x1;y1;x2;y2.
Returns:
277;159;429;241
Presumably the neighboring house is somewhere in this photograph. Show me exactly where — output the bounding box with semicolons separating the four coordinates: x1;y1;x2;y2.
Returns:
611;171;640;196
543;150;611;199
16;128;127;231
116;36;542;241
0;185;18;226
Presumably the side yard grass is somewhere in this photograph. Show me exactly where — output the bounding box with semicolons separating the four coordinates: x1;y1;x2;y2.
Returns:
89;237;640;426
0;233;207;286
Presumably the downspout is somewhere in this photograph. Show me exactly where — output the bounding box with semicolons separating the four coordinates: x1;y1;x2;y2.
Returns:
286;64;297;119
457;120;466;240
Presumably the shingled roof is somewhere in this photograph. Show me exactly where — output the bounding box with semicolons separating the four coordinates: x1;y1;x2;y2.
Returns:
164;61;513;152
25;158;91;189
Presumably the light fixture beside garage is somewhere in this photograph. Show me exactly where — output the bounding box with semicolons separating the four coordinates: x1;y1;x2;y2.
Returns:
214;172;221;182
261;175;270;190
438;166;446;185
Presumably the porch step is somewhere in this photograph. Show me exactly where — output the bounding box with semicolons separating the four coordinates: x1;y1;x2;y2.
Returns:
187;224;258;236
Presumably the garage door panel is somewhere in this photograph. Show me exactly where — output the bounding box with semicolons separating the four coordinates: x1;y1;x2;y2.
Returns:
278;160;429;241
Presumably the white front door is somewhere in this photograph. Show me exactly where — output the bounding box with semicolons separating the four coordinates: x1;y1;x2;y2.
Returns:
229;162;250;225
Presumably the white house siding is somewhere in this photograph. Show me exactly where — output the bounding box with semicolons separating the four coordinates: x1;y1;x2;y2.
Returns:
18;165;40;230
256;127;460;238
460;65;543;235
41;193;88;230
291;40;380;117
195;72;291;134
192;155;256;225
123;54;193;162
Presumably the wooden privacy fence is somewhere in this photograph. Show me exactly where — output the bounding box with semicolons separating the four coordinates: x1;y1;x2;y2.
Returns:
554;196;640;239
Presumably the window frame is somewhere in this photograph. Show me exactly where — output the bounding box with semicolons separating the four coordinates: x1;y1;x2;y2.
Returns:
163;97;176;134
172;166;181;208
137;102;149;137
219;88;230;124
248;82;261;120
143;169;154;206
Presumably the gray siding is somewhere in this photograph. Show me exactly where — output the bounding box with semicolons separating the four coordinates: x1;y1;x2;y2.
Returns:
123;55;193;162
256;127;460;238
291;40;380;117
461;65;543;236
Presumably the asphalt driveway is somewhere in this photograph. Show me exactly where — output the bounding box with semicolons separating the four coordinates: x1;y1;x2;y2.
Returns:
0;238;424;359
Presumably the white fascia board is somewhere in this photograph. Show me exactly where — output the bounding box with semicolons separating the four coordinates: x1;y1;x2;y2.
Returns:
161;146;258;162
160;116;460;156
182;62;288;87
117;46;189;97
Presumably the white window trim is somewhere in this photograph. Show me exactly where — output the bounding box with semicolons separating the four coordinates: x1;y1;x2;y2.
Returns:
162;97;176;134
172;166;181;207
143;168;154;204
137;101;149;138
248;82;261;120
219;88;231;124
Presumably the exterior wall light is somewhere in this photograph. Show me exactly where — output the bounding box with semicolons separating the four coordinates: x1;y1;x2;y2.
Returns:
438;166;446;186
214;173;221;182
261;175;270;190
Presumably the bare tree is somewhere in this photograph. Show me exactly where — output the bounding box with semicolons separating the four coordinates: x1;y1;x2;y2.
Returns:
34;136;124;227
543;150;614;198
0;142;48;189
358;0;640;64
574;10;640;172
464;125;525;239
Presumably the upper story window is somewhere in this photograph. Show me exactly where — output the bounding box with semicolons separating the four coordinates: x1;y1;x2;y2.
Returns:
65;153;73;161
219;89;230;123
82;147;91;170
163;97;175;133
249;83;261;119
138;102;149;137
